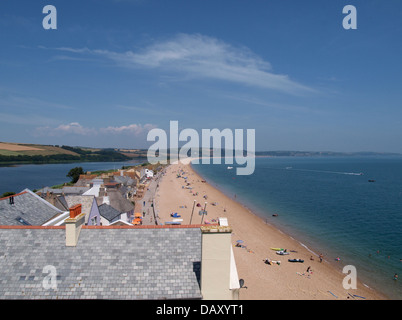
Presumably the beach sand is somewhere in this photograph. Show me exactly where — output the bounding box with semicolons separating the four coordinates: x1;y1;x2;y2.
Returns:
154;160;387;300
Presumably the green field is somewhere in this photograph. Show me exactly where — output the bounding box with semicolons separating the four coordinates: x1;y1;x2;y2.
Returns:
0;143;80;157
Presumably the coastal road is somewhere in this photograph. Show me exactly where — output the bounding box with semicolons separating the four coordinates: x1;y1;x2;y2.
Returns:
135;170;164;225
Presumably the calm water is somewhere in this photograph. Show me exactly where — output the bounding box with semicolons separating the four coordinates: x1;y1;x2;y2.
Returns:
192;156;402;299
0;160;146;195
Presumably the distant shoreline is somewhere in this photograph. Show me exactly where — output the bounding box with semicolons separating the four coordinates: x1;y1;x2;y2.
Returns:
0;157;148;166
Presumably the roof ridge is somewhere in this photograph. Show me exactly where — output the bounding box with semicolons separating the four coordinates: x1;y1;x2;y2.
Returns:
22;188;64;212
0;191;27;201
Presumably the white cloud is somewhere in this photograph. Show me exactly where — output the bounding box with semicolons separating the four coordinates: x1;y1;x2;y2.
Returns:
34;122;96;136
34;122;156;137
99;123;157;134
54;34;314;95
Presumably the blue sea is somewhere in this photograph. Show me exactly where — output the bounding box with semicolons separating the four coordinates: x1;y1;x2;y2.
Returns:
0;160;146;195
192;156;402;300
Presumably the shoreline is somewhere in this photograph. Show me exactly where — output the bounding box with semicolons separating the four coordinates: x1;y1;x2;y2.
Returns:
195;171;368;287
190;159;397;299
155;160;388;300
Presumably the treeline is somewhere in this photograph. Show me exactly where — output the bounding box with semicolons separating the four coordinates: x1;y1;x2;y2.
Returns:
60;145;93;155
0;149;130;164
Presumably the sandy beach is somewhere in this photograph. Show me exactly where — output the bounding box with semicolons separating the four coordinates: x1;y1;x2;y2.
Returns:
154;160;387;300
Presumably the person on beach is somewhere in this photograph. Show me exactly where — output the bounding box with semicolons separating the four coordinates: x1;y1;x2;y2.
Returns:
394;273;398;281
319;254;323;263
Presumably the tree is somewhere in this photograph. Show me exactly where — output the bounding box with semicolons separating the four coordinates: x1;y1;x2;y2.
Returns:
66;167;84;183
1;191;15;198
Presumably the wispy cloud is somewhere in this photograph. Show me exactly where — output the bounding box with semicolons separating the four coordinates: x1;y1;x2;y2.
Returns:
115;103;181;116
220;93;314;113
48;55;94;62
50;34;315;95
33;122;156;137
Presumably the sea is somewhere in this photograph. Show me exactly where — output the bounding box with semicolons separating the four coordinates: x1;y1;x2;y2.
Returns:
0;159;146;195
191;156;402;300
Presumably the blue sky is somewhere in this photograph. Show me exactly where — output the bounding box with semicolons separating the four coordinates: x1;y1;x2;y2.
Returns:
0;0;401;152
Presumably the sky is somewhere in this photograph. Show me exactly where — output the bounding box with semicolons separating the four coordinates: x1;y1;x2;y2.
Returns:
0;0;401;152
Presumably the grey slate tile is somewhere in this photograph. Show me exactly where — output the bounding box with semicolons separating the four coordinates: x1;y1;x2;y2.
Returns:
0;227;202;300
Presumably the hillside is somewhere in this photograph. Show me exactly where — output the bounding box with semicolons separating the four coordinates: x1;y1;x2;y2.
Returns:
0;142;80;157
116;148;149;158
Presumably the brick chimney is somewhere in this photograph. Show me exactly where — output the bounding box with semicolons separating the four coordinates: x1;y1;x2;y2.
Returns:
65;204;85;247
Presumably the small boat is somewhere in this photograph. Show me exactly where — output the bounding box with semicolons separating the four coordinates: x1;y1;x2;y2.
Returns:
272;214;278;217
270;248;284;251
276;251;289;255
368;180;375;182
227;166;233;169
288;259;304;263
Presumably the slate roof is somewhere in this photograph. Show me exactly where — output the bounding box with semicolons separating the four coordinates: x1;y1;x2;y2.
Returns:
0;189;64;226
0;227;202;300
98;203;121;222
37;186;90;195
37;193;69;211
64;195;95;224
113;175;136;186
106;190;134;214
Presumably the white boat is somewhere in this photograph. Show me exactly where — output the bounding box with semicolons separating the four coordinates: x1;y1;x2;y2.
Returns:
227;166;233;169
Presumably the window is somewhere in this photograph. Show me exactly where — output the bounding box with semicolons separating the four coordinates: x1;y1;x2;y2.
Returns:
91;216;97;225
16;217;30;226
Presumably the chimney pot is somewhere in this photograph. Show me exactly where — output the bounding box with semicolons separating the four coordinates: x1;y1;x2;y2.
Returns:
69;204;82;219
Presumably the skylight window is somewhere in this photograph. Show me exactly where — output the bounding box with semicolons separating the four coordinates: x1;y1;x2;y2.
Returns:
15;217;31;226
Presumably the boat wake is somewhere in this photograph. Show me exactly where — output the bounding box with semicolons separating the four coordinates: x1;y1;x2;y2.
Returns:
284;167;363;176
